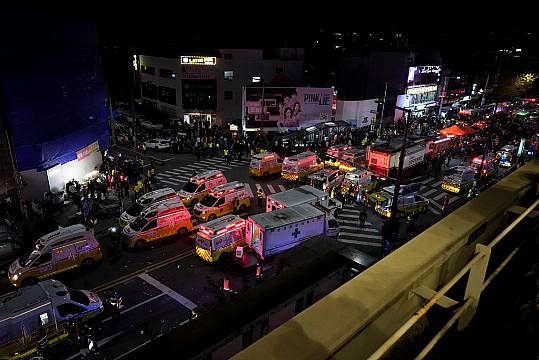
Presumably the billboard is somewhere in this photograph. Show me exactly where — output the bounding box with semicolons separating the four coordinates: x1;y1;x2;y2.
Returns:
243;87;333;130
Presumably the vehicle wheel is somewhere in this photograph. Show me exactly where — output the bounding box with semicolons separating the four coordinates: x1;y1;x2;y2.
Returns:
134;239;146;251
263;172;269;177
21;277;38;287
177;227;188;235
81;257;94;269
208;214;217;221
239;204;247;212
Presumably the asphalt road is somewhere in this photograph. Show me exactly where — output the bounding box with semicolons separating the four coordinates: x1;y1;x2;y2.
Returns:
0;148;511;360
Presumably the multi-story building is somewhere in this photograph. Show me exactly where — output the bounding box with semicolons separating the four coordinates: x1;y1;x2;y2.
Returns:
138;48;304;128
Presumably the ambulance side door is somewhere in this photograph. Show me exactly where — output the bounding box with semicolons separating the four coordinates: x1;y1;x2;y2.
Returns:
215;197;226;215
142;219;158;241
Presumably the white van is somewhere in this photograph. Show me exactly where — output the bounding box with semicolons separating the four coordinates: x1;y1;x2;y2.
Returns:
122;199;192;250
178;170;227;206
8;224;102;287
119;187;179;227
193;181;253;221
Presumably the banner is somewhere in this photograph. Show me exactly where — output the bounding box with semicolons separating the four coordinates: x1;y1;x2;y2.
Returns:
243;87;333;129
76;141;99;161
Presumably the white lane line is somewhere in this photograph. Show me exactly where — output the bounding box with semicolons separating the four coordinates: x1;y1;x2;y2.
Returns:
339;232;382;240
337;213;360;219
158;179;182;186
100;293;167;324
421;188;438;197
430;200;442;210
337;218;373;226
267;184;276;193
278;185;286;192
448;196;459;204
433;193;447;201
429;206;441;215
339;225;379;233
138;273;198;310
337;238;382;246
420;177;436;184
431;180;443;187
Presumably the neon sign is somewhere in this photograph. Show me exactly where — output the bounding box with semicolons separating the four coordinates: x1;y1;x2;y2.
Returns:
180;56;216;66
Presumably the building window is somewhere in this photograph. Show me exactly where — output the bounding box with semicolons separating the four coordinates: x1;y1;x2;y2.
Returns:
160;68;176;79
224;91;233;100
224;53;232;60
141;65;155;75
158;86;177;105
252;76;261;83
141;82;157;99
224;71;234;80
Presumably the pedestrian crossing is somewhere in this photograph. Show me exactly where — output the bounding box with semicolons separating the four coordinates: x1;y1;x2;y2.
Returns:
155;157;251;187
416;176;462;215
335;204;382;247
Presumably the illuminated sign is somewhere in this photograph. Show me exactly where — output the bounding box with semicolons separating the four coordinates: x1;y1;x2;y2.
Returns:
132;55;138;70
76;141;99;161
406;85;438;95
180;56;216;66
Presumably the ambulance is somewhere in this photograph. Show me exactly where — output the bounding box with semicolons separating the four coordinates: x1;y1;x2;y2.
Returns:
308;168;345;192
8;225;102;287
193;181;253;222
122;199;192;250
281;151;324;182
471;153;498;178
338;169;378;200
339;148;367;172
178;170;227;206
119;187;179;227
195;215;246;263
374;192;429;218
325;145;352;168
249;152;282;177
441;166;476;194
496;144;518;167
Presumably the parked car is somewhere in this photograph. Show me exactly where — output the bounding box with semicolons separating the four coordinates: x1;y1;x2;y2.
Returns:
0;223;22;270
144;138;171;151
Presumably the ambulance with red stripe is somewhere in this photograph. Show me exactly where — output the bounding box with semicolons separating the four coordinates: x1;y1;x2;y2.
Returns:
195;215;246;262
193;182;253;221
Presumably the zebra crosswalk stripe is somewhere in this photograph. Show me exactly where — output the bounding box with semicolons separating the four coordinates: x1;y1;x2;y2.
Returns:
431;180;443;187
339;225;379;233
267;185;276;193
448;196;459;204
278;185;286;192
420;177;436;184
337;218;373;226
337;238;382;246
339;232;382;239
421;188;438;197
341;208;361;214
429;206;441;215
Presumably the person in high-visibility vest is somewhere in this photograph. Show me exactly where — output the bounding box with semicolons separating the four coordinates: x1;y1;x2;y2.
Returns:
224;148;230;165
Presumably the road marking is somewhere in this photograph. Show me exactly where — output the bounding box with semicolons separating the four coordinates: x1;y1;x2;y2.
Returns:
91;249;195;293
339;232;382;239
278;185;286;192
421;188;438;197
430;200;442;210
163;157;175;162
341;208;361;214
339;225;379;233
66;331;126;360
138;273;198;310
100;293;167;323
163;169;188;175
245;184;256;198
337;218;373;226
449;196;459;204
337;213;360;219
158;179;182;186
433;193;447;201
267;184;276;193
337;238;382;246
343;204;357;209
182;164;203;170
431;180;443;187
420;177;436;184
429;206;441;215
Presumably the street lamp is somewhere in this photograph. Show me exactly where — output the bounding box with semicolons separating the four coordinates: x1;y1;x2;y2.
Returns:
437;76;461;120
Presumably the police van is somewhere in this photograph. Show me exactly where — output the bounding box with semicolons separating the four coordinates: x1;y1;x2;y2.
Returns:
122;199;192;250
0;279;103;359
193;181;253;222
178;170;227;206
119;187;179;227
8;224;102;287
195;215;246;263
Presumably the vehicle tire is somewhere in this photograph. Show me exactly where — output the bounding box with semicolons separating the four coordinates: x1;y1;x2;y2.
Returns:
263;172;269;177
239;204;247;213
134;239;146;251
21;277;38;287
81;257;94;269
208;214;217;221
177;227;188;235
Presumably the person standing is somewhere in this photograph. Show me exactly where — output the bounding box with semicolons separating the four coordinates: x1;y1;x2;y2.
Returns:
359;208;367;228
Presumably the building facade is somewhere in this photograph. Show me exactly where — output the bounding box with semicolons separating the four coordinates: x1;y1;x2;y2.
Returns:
138;48;304;128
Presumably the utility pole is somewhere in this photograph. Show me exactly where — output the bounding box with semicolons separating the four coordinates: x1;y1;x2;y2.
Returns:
481;73;490;107
477;101;497;183
437;76;447;120
378;82;388;133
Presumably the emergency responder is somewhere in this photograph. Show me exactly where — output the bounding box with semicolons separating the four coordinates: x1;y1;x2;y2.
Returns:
441;195;449;214
150;166;156;183
467;187;474;198
257;188;266;207
109;226;122;262
224;148;230;166
36;328;49;358
108;288;123;319
359;208;367;228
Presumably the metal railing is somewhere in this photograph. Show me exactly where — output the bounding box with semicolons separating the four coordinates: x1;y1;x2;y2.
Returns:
367;196;539;360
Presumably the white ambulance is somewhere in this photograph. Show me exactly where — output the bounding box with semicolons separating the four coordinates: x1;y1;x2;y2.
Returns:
193;181;253;222
281;151;323;182
119;187;179;227
178;170;227;206
195;215;246;263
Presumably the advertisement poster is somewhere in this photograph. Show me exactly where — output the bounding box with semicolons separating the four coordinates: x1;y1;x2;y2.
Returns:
243;87;333;130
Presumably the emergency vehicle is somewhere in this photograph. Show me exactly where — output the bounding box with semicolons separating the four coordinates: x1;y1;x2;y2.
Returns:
426;137;451;158
367;139;426;179
122;199;192;250
338;169;378;200
496;144;518;167
195;215;246;262
249;152;282;177
8;225;102;287
339;148;367;172
368;183;421;206
193;181;253;221
281;151;323;182
266;185;342;215
0;280;103;359
374;192;429;218
178;170;227;206
325;145;352;168
471;154;498;178
119;187;179;227
441;166;476;194
308;168;345;192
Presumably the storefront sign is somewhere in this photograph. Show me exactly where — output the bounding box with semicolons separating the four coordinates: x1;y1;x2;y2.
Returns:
406;85;438;95
76;141;99;161
229;124;238;131
180;56;216;66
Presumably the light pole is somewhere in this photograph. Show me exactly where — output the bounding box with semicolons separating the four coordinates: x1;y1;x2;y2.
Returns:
437;76;460;121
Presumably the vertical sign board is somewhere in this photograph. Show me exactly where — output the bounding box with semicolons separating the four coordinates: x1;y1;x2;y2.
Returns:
76;141;99;161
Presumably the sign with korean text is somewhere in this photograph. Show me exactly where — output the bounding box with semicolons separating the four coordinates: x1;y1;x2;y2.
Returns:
76;141;99;161
180;56;216;66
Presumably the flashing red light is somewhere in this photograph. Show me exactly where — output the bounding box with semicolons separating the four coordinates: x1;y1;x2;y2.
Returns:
216;228;227;235
284;157;289;161
216;173;223;177
120;175;124;181
263;155;275;160
197;179;204;184
482;169;487;174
